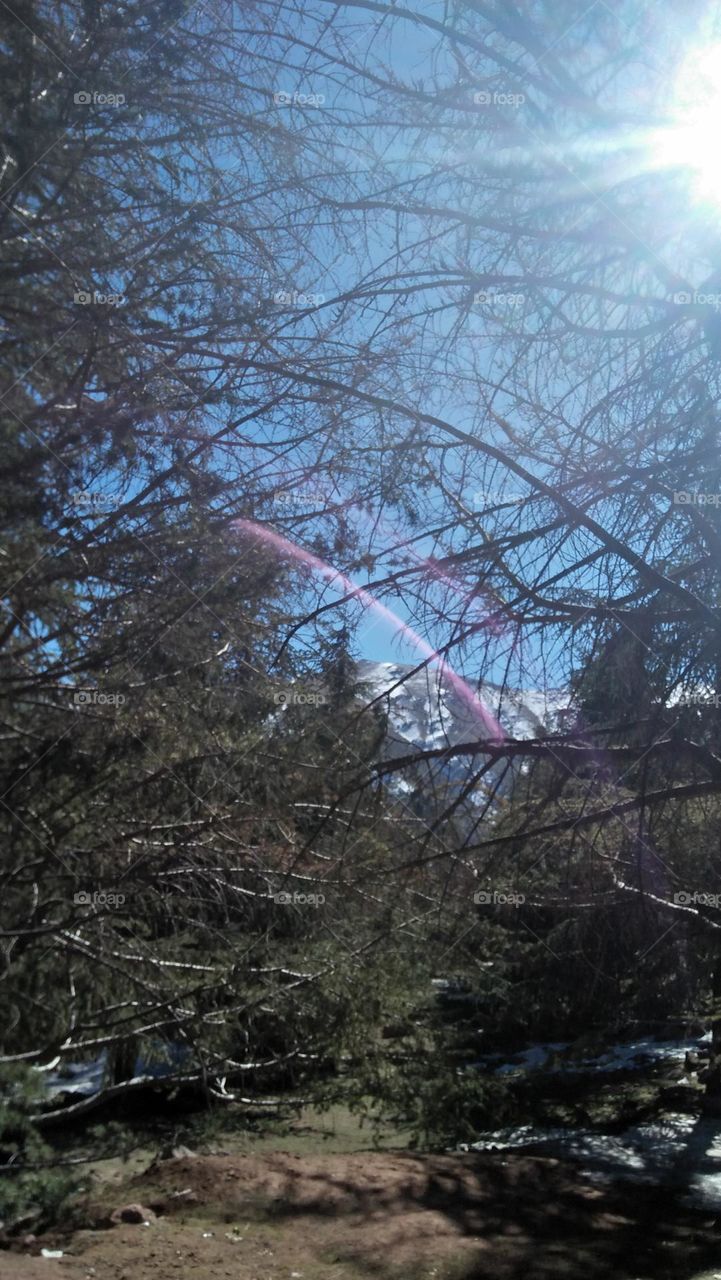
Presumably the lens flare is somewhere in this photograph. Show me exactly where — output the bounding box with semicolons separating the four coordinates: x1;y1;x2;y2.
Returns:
234;518;504;743
650;43;721;205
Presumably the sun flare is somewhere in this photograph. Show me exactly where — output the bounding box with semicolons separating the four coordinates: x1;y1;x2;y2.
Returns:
650;43;721;204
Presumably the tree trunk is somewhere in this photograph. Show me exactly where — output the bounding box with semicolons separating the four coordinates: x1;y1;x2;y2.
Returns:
108;1037;138;1087
702;951;721;1114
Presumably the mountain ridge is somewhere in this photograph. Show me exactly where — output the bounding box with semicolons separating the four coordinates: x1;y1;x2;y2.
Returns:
355;660;570;810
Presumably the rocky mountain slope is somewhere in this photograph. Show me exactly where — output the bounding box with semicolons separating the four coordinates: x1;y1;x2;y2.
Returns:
355;660;570;815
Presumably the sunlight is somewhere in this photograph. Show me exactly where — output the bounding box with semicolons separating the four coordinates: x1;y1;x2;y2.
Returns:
650;43;721;204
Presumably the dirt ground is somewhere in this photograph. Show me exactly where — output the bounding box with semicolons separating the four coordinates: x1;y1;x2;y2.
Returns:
3;1149;721;1280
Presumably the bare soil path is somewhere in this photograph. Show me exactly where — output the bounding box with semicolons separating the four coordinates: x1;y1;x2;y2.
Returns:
3;1149;721;1280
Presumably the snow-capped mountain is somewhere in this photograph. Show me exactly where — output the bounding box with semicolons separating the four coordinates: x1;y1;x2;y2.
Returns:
355;660;570;812
357;661;568;749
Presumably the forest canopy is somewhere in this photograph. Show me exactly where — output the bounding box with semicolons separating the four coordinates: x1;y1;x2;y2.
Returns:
3;0;721;1198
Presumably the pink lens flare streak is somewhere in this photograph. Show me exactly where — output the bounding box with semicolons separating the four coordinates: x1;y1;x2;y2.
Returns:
270;471;508;641
234;517;504;744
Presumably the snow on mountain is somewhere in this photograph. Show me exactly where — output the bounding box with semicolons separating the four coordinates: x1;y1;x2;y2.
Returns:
356;659;568;749
355;660;570;811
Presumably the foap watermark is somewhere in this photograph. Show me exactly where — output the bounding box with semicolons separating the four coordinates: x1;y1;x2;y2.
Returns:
472;488;525;507
274;890;325;906
473;290;524;307
274;91;325;107
69;490;118;514
474;890;525;906
673;290;721;310
273;487;326;510
674;891;721;907
74;90;126;107
474;90;525;107
674;490;721;508
74;890;126;907
74;290;126;307
73;689;126;707
273;690;327;707
676;691;721;708
273;289;325;307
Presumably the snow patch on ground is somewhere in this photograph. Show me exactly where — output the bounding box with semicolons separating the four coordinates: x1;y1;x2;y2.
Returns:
469;1113;721;1210
38;1041;191;1097
474;1031;711;1077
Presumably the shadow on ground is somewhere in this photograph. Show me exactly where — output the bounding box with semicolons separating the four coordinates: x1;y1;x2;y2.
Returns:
117;1148;721;1280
